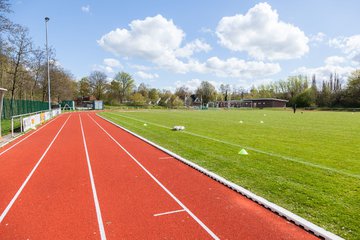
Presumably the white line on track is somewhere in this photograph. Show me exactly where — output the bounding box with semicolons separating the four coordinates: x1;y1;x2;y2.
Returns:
0;115;60;157
153;209;186;217
0;115;71;223
88;114;220;240
158;156;174;160
79;115;107;240
105;112;359;179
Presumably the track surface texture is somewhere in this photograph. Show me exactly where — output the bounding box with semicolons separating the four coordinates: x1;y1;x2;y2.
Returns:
0;112;319;239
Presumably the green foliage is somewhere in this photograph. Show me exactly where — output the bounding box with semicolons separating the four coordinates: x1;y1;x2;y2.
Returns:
78;77;91;97
196;81;217;104
130;92;146;106
113;71;135;103
294;88;313;107
100;109;360;240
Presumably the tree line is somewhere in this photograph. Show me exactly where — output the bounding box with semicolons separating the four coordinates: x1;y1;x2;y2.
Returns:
78;69;360;109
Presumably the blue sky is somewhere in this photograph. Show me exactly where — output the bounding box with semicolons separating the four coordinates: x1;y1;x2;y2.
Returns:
9;0;360;91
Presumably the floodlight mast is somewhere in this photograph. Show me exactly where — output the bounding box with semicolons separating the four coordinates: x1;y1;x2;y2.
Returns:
45;17;51;111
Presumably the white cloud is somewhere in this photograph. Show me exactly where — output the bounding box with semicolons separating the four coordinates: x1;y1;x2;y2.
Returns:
310;32;326;43
103;58;122;68
131;64;152;71
324;56;346;66
329;35;360;62
135;71;159;79
98;15;184;60
98;14;282;80
81;5;90;13
98;15;215;74
175;39;211;58
216;2;309;60
92;58;123;74
205;57;281;78
175;79;201;92
293;62;355;82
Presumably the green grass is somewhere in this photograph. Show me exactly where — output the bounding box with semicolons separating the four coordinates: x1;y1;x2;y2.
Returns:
1;118;21;136
99;109;360;239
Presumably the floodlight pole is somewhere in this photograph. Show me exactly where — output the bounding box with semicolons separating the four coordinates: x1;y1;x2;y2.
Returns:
45;17;51;111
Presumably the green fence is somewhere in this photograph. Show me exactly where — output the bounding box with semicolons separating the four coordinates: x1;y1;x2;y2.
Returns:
1;99;49;119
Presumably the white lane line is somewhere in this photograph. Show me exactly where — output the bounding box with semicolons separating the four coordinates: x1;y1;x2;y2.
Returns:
79;115;107;240
0;115;71;223
88;114;220;240
0;115;61;157
158;156;174;160
154;209;185;217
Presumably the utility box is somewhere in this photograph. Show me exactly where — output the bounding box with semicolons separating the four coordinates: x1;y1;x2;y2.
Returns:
93;100;104;110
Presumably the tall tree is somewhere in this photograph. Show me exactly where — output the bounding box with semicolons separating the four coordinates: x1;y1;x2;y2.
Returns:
148;88;160;104
7;25;32;103
137;83;149;99
78;77;91;98
346;70;360;107
89;71;107;100
196;81;217;104
29;47;46;100
114;71;135;103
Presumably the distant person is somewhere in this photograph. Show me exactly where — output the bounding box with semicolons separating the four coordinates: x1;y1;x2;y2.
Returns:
293;104;297;113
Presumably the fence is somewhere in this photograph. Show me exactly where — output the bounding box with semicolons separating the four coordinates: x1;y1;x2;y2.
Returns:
1;99;49;120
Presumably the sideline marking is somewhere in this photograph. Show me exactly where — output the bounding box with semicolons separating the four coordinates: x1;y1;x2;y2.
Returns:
105;112;359;179
0;115;61;157
88;114;219;240
79;115;107;240
158;156;174;160
154;209;185;217
0;115;71;223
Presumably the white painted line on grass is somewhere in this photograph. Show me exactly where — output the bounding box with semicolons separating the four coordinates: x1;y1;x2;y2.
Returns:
154;209;186;217
97;113;344;240
88;114;220;240
158;156;174;160
0;115;61;157
105;112;359;179
0;115;71;223
79;115;107;240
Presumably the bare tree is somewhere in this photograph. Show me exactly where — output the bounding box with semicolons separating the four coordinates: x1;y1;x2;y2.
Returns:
7;25;32;107
0;0;13;33
89;71;107;100
28;47;46;100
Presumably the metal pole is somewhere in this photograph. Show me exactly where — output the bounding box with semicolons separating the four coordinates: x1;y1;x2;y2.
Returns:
11;117;14;137
45;17;51;111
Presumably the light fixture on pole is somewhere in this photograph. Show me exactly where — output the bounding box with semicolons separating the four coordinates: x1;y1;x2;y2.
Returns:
45;17;51;111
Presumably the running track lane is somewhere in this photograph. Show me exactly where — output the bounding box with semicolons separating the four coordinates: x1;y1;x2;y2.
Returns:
81;112;214;239
0;114;69;215
88;112;319;240
0;113;100;239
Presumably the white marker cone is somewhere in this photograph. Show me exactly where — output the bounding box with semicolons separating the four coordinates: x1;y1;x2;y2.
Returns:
238;149;248;155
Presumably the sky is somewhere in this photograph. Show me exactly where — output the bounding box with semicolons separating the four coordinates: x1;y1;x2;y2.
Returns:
8;0;360;91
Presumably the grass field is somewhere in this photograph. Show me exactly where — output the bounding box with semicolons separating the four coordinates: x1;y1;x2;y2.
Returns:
100;109;360;239
1;118;21;136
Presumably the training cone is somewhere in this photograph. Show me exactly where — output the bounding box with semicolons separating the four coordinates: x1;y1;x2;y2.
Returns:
238;149;248;155
143;123;147;126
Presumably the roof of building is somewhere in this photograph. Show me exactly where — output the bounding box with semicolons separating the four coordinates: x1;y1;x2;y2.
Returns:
242;98;289;102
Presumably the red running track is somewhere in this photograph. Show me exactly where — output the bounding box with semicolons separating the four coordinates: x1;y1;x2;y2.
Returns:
0;112;319;239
